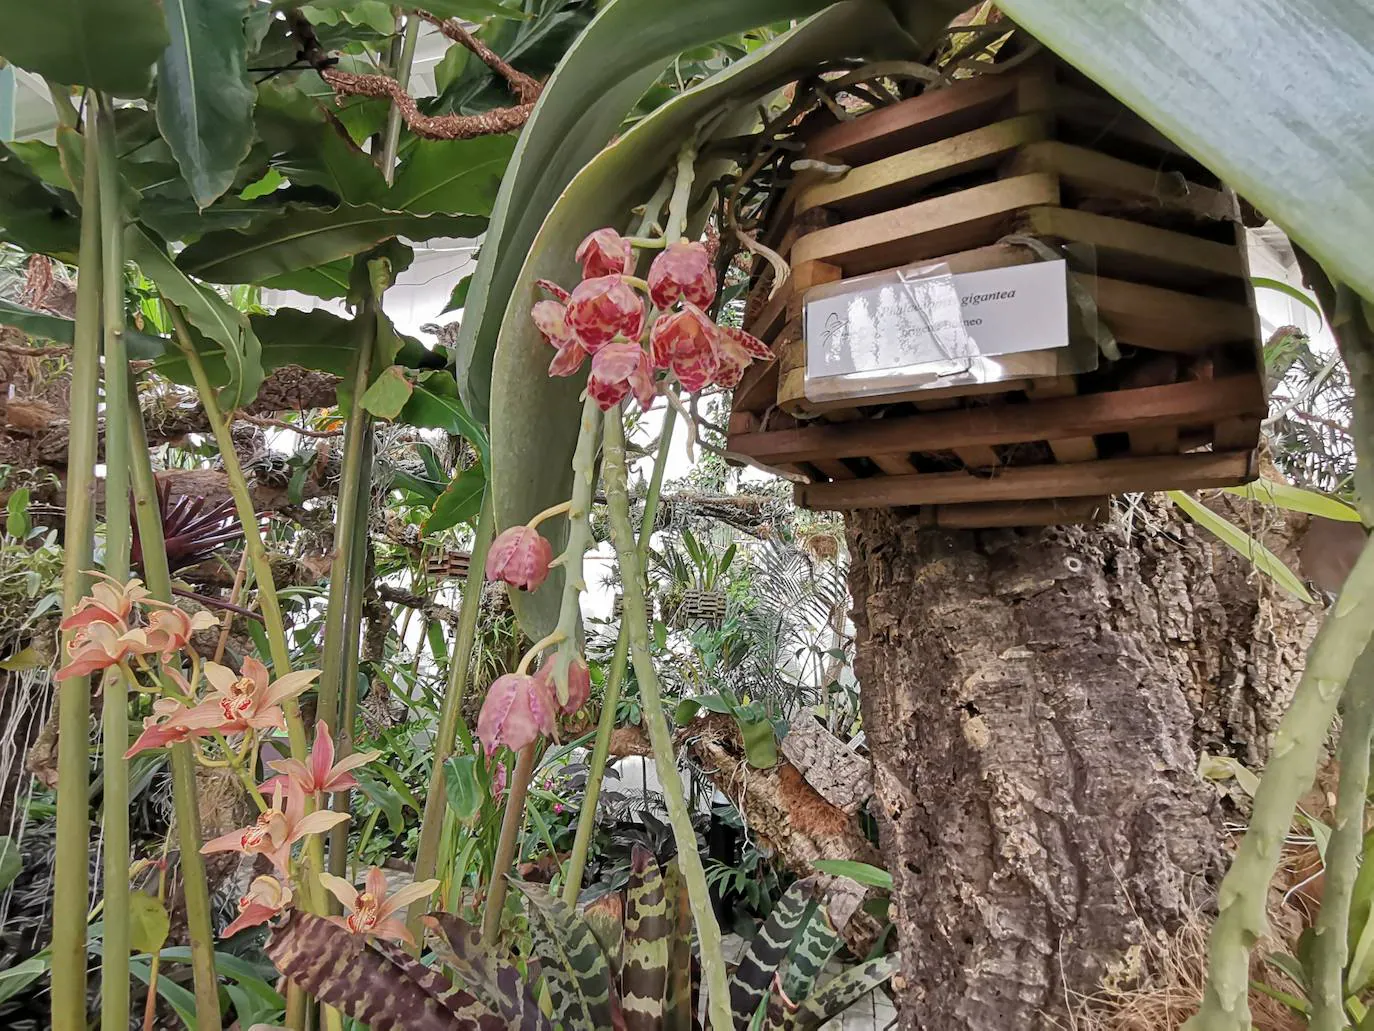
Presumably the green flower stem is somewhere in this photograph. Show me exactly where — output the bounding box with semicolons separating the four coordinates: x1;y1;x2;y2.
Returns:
1311;642;1374;1031
665;140;698;242
549;394;603;699
480;741;538;945
124;371;221;1029
94;93;132;1031
408;493;497;942
317;298;377;883
603;408;731;1031
380;11;420;181
562;401;677;905
50;105;102;1031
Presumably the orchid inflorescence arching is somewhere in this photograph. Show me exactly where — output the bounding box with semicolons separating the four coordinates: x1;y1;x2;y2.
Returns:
530;227;773;411
62;575;436;947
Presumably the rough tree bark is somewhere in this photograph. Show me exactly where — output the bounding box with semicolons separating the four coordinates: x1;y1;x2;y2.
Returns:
845;493;1327;1030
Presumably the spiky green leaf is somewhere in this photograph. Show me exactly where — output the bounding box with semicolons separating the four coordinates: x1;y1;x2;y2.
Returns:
513;880;616;1031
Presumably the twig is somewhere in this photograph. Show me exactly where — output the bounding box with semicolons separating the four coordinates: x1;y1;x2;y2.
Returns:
240;413;344;439
0;341;70;358
416;10;541;104
320;68;534;140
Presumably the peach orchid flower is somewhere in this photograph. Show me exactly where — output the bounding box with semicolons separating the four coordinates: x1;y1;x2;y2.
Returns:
318;867;439;946
260;720;380;797
60;574;152;632
175;657;318;736
221;875;293;938
125;695;216;757
55;622;157;681
201;781;348;874
142;607;218;660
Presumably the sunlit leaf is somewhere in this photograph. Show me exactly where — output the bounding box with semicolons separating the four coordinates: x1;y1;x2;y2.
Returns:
1223;480;1362;523
810;860;893;892
360;365;415;420
1168;491;1315;603
128;893;170;954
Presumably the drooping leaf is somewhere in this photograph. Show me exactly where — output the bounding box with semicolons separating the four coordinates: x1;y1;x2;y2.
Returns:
255;82;390;206
512;880;616;1031
0;0;169;96
156;0;257;207
131;226;264;408
809;861;893;892
780;904;841;1008
453;0;839;422
1252;277;1324;325
1168;491;1315;603
0;955;48;1007
581;892;626;979
265;910;494;1030
622;846;670;1031
785;954;900;1031
488;0;921;638
730;879;820;1028
354;768;406;834
0;298;167;355
128;893;171;954
175;205;486;284
416;0;525;20
426;464;487;535
993;0;1374;303
260;258;356;300
153;306;359;389
444;273;474;314
360;365;415;420
1222;481;1363;523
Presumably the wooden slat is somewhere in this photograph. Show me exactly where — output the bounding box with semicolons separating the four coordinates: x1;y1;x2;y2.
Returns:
796;450;1256;511
732;358;780;415
953;444;1001;468
1020;206;1247;284
808;458;857;480
1213;416;1262;450
1024;377;1096;462
928;496;1110;528
797;114;1051;216
730;376;1265;465
871;454;919;474
1093;277;1257;354
804;71;1023;165
791;173;1061;275
1006;140;1237;221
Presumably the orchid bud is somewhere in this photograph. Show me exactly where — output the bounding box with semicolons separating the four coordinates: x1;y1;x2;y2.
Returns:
713;325;773;388
588;342;656;411
647;241;717;309
477;673;557;755
575;228;635;279
486;526;554;592
565;275;644;351
650;303;718;392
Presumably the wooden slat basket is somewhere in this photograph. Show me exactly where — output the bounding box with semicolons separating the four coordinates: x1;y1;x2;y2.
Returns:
727;51;1268;527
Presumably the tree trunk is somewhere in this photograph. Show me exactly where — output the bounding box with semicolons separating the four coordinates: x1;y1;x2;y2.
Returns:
845;495;1324;1029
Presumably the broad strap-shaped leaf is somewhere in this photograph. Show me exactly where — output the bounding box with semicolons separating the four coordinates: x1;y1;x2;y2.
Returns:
264;910;501;1031
0;0;168;96
453;0;839;422
155;0;257;207
779;901;841;1006
622;846;671;1031
386;136;516;216
783;954;901;1031
424;913;553;1031
486;0;924;639
662;860;693;1031
513;879;616;1031
130;225;264;408
581;891;627;978
995;0;1374;303
1168;491;1315;603
174;205;486;284
730;879;820;1030
400;370;489;458
0;299;167;357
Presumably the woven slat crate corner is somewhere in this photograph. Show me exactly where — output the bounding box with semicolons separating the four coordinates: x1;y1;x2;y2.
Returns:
728;52;1267;527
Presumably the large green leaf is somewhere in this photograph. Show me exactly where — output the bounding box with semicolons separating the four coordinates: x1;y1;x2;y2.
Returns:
622;847;670;1030
0;145;80;257
1222;481;1363;523
994;0;1374;303
255;82;389;206
488;0;930;638
0;298;168;356
400;369;489;456
386;135;516;216
786;955;900;1031
451;0;846;423
0;0;168;95
730;880;818;1027
155;307;361;385
425;464;487;534
156;0;257;207
411;0;525;19
175;204;486;283
131;226;265;407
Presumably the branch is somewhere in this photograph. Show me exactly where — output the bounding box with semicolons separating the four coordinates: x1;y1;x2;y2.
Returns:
320;68;535;141
416;9;541;104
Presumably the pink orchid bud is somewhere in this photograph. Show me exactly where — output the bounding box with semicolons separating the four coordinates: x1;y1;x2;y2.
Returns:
486;526;554;592
648;241;717;310
535;654;592;715
536;278;570;303
566;276;644;352
588;342;656;411
713;325;774;388
477;673;557;755
575;228;635;279
650;303;719;392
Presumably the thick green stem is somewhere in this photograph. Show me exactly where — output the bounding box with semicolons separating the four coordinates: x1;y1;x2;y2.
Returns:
603;409;730;1031
124;372;221;1029
480;742;537;944
562;402;676;905
549;394;602;700
94;93;133;1031
380;12;420;181
50;104;102;1031
1311;642;1374;1031
409;494;497;940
